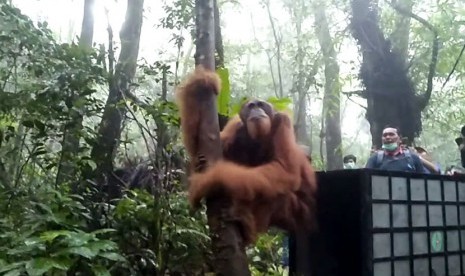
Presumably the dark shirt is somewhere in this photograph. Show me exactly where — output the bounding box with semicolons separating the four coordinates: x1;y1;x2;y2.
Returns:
365;149;427;173
461;148;465;168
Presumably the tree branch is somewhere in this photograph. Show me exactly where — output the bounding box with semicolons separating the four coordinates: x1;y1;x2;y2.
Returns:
388;0;439;110
263;0;284;97
342;90;366;97
105;8;115;76
250;13;278;97
343;92;368;111
441;42;465;90
213;0;224;69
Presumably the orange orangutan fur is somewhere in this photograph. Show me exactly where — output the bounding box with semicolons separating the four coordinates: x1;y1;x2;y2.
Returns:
176;66;318;245
176;65;221;161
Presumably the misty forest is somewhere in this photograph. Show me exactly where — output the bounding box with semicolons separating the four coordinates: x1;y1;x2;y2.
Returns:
0;0;464;275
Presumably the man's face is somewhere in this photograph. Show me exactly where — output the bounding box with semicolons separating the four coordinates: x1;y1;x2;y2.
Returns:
344;159;356;169
382;127;400;145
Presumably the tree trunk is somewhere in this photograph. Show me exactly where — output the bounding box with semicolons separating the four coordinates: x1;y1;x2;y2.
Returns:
285;0;319;149
291;1;309;146
56;0;95;185
314;2;343;170
263;0;284;97
91;0;144;178
350;0;422;148
213;0;224;69
194;0;250;275
79;0;95;48
295;92;308;145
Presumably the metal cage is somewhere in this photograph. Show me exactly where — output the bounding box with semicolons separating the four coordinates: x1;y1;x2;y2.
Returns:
289;169;465;276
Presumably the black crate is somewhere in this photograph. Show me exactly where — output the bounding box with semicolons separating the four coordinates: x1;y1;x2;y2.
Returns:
289;169;465;276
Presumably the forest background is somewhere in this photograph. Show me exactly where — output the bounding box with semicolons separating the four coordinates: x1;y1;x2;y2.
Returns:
0;0;464;274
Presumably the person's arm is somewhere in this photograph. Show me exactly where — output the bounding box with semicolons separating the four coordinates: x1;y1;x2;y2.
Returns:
419;156;440;174
413;154;429;174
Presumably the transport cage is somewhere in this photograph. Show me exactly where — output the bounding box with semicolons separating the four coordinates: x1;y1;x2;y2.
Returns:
288;169;465;276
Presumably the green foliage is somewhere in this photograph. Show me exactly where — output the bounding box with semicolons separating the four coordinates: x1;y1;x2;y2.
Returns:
266;96;293;113
0;164;216;275
109;188;212;274
247;232;286;275
216;67;293;120
0;2;209;275
160;0;194;31
160;0;195;47
0;0;107;187
216;67;231;116
0;186;125;275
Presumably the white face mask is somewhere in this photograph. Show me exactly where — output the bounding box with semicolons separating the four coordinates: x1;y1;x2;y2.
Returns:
344;160;356;169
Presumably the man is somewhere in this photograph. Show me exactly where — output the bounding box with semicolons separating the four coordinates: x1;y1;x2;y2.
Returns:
455;125;465;168
343;154;357;169
365;126;428;173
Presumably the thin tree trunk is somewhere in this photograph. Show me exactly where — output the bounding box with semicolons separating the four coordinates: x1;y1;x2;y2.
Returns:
194;0;250;274
214;0;224;69
181;42;195;78
91;0;144;178
314;2;343;170
56;0;95;185
250;15;278;96
264;0;283;97
292;1;308;145
79;0;95;48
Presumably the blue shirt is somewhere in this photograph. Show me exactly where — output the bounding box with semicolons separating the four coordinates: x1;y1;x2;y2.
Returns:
365;150;428;173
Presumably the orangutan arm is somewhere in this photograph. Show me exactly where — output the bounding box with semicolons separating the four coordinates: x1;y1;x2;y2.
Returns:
175;66;221;160
219;115;243;151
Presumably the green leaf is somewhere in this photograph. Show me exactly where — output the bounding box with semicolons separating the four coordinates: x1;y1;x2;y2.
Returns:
45;163;57;170
231;97;249;115
0;261;26;274
24;237;42;247
32;150;47;157
90;228;117;236
98;252;126;262
60;246;97;259
25;258;56;276
33;119;45;132
39;230;72;242
266;96;292;112
87;240;118;252
86;160;97;171
92;265;111;276
216;67;230;116
65;232;93;247
4;269;22;276
49;257;72;270
175;228;210;240
21;120;34;128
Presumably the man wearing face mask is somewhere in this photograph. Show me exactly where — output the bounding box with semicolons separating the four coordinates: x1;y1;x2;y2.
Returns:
343;154;358;169
365;126;428;173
